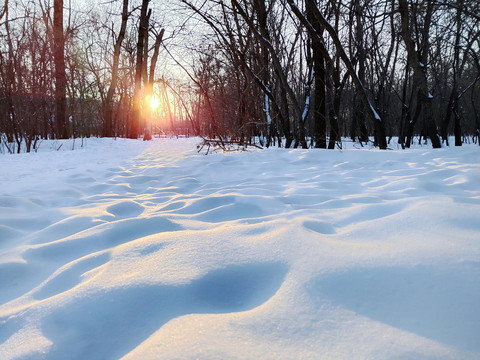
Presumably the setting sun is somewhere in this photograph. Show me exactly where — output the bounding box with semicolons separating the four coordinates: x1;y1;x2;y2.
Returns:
150;96;160;110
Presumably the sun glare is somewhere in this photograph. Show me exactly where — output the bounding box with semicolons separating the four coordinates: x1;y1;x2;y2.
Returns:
150;96;160;110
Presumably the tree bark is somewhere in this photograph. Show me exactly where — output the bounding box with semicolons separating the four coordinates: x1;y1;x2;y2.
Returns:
252;0;272;146
129;0;149;139
353;0;368;144
103;0;129;138
54;0;68;139
142;9;152;87
306;0;327;148
148;29;165;88
398;0;441;148
440;0;465;146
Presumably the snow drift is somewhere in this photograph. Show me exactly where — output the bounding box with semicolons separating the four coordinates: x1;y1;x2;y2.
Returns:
0;138;479;359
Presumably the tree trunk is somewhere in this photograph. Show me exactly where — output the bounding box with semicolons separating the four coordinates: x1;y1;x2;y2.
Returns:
453;0;464;146
103;0;129;138
353;0;368;144
253;0;273;146
148;29;165;88
287;0;387;149
3;1;16;144
54;0;68;139
232;0;305;147
398;0;441;148
306;0;326;148
142;9;152;87
129;0;149;139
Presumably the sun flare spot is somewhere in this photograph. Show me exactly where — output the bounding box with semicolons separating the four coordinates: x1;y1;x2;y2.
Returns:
150;96;160;110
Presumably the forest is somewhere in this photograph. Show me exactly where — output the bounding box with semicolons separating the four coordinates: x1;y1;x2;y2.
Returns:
1;2;480;357
1;0;479;153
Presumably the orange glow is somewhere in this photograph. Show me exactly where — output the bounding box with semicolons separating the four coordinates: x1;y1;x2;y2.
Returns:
150;96;160;110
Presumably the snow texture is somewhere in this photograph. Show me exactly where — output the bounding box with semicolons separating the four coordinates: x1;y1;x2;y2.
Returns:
370;103;381;120
264;93;272;126
1;137;479;359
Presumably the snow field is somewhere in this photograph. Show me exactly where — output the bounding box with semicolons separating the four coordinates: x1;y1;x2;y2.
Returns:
0;137;479;359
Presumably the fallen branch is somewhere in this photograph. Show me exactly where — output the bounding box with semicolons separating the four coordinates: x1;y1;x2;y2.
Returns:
197;137;262;155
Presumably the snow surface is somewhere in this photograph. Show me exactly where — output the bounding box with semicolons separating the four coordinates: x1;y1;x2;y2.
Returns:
1;137;480;360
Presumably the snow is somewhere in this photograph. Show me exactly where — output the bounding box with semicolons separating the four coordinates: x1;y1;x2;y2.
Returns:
264;93;272;126
302;94;310;122
370;103;381;121
1;137;480;360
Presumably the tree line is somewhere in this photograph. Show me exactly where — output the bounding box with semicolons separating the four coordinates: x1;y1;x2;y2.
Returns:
0;0;175;153
183;0;479;149
1;0;479;152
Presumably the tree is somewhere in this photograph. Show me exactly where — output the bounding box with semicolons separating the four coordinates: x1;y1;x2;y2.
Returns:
1;0;478;149
398;0;441;148
232;0;308;148
306;0;327;148
103;0;129;138
54;0;68;139
129;0;150;139
287;0;387;149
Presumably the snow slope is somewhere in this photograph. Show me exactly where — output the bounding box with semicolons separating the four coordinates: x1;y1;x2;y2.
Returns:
0;138;479;359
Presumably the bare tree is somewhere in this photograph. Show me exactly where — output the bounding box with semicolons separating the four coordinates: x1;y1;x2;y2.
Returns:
398;0;441;148
306;0;327;148
287;0;387;149
232;0;308;148
103;0;129;138
128;0;150;139
54;0;68;139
